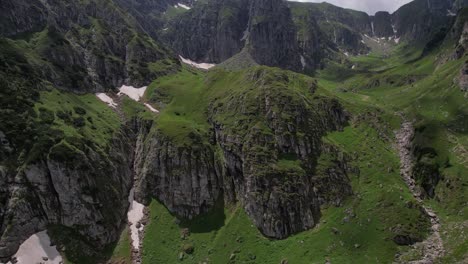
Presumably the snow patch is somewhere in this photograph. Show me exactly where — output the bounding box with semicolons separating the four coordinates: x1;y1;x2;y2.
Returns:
343;52;349;57
447;9;456;16
300;55;306;70
175;3;190;10
371;21;375;36
96;93;117;108
241;29;249;41
392;24;398;34
7;231;63;264
118;85;147;102
144;103;159;113
127;189;145;251
179;56;216;70
394;37;400;44
352;65;356;69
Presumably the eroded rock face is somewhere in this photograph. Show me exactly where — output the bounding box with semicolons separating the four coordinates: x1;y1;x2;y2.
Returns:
371;12;394;38
0;130;133;260
164;0;250;63
0;0;178;93
457;61;468;93
246;0;302;72
135;132;222;219
135;68;354;239
165;0;316;72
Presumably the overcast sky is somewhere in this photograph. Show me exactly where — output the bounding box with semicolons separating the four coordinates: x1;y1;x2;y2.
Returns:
289;0;414;15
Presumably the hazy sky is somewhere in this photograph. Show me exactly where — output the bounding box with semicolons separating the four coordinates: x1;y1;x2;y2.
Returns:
289;0;414;15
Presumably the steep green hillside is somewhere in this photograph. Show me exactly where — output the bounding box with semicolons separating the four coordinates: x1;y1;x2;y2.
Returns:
136;66;434;264
317;40;468;263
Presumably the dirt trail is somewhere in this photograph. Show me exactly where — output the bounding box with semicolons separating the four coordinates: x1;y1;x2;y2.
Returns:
395;121;445;264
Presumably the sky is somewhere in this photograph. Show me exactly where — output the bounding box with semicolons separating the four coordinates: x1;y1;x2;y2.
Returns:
289;0;414;15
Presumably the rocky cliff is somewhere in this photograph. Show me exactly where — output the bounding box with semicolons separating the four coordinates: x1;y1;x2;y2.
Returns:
289;2;371;55
164;0;250;63
134;67;354;239
0;38;134;261
0;0;179;94
371;12;394;38
165;0;316;72
0;131;134;260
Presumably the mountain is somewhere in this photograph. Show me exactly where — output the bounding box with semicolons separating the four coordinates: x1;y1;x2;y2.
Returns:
164;0;317;72
0;0;182;260
0;0;467;263
0;0;180;94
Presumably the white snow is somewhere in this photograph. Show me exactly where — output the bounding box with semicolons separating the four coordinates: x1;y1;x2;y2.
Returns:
392;24;398;34
447;9;456;16
241;29;249;41
179;56;216;70
144;103;159;113
343;52;349;57
96;93;117;108
371;21;375;36
6;231;62;264
118;85;147;102
394;37;401;44
352;65;356;69
127;189;145;251
300;55;306;70
175;3;191;10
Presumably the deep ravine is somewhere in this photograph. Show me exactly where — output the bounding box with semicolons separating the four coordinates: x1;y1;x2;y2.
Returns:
395;121;445;263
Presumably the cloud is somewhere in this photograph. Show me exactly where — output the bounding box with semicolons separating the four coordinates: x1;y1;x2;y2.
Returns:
289;0;413;15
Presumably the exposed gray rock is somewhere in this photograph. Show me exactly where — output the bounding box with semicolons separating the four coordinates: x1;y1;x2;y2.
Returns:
134;68;354;239
0;130;134;260
0;0;179;93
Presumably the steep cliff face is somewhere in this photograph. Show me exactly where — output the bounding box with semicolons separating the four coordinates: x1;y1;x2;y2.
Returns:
112;0;195;39
289;2;370;55
135;130;222;219
164;0;250;63
0;130;134;260
391;0;459;42
165;0;317;72
245;0;303;71
0;0;179;94
135;67;354;239
371;12;394;37
0;39;135;261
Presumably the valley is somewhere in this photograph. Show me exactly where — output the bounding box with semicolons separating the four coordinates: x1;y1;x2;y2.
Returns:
0;0;467;263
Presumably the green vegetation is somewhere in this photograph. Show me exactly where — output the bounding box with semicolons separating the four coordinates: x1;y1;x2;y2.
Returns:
318;42;468;262
139;62;443;263
49;225;131;264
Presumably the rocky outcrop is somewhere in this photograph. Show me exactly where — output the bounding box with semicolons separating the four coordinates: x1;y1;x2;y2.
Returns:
371;12;394;38
391;0;461;42
245;0;302;71
165;0;317;72
135;131;222;219
164;0;249;64
135;67;353;239
457;61;468;93
289;2;370;56
0;130;134;261
0;0;179;93
395;121;445;263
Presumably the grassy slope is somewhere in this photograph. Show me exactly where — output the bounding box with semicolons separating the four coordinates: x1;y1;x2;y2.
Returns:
139;64;436;263
142;121;429;263
318;43;468;263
